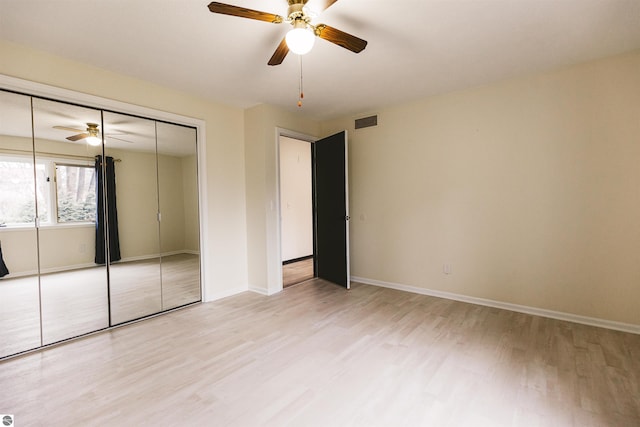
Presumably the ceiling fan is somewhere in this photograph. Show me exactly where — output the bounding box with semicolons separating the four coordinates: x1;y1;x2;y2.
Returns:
53;123;133;146
207;0;368;65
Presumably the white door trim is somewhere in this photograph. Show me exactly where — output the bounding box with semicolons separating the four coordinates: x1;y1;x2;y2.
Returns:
274;128;317;293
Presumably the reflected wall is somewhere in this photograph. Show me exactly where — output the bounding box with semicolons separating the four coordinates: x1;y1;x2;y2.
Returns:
157;122;201;310
0;89;201;359
104;112;162;324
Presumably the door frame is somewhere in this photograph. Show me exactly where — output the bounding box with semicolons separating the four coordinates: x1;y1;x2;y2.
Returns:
274;128;351;291
274;128;317;292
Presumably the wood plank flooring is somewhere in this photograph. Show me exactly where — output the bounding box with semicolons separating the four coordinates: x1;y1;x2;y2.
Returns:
1;280;639;426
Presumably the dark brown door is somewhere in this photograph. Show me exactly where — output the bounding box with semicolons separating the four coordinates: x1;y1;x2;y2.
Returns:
313;131;350;288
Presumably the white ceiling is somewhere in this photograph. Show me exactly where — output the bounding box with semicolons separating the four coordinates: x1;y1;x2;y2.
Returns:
1;0;640;121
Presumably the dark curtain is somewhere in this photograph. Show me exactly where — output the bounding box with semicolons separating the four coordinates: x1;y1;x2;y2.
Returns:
95;155;121;264
0;243;9;278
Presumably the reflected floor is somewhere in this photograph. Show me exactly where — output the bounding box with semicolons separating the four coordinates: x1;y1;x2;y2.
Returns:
110;253;201;324
0;253;200;358
283;257;314;288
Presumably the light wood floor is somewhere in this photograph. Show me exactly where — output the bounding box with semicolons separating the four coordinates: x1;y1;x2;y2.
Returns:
282;257;314;288
0;254;200;358
1;280;638;426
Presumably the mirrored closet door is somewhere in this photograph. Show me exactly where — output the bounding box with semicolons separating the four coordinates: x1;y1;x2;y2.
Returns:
157;122;201;310
32;98;110;345
0;89;201;359
0;91;41;357
103;112;162;324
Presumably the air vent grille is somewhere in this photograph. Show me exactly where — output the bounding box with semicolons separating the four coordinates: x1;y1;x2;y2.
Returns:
355;115;377;129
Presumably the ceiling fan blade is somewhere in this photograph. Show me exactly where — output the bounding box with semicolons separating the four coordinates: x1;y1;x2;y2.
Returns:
66;133;89;142
54;125;84;133
207;2;283;24
315;24;367;53
268;37;289;66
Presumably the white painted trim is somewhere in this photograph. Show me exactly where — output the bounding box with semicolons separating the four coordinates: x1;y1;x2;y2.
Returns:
208;285;248;302
249;285;269;296
274;128;318;295
195;124;208;303
352;276;640;335
116;250;196;263
248;285;282;296
343;131;350;290
0;73;209;305
39;263;96;275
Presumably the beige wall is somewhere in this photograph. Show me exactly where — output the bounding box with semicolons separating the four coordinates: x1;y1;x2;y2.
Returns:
244;104;319;294
4;39;638;327
323;51;640;325
0;229;39;275
0;39;248;300
158;153;187;254
182;154;200;252
0;139;198;273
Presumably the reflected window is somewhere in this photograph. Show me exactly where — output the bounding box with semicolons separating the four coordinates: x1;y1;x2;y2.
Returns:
55;163;96;223
0;155;97;227
0;156;48;226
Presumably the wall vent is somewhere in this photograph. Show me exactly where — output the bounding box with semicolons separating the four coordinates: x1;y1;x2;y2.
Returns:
355;115;377;129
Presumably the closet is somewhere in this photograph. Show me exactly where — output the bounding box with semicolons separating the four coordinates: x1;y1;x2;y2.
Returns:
0;90;201;359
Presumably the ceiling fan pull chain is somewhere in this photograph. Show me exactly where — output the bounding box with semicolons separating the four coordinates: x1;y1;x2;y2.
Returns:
298;54;304;107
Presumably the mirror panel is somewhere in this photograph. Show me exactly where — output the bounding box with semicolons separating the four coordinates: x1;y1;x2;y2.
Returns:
103;112;162;324
157;122;201;310
31;98;109;345
0;89;201;358
0;90;42;357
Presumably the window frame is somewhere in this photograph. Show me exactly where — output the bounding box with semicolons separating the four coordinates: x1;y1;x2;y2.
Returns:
52;161;97;225
0;153;96;229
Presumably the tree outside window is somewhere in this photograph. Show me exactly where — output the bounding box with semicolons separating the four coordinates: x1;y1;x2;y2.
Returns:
55;164;96;223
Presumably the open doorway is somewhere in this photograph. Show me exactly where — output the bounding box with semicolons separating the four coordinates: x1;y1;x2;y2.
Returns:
279;136;314;287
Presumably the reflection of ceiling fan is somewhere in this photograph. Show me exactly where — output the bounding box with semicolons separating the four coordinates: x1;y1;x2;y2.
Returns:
207;0;367;65
53;123;133;146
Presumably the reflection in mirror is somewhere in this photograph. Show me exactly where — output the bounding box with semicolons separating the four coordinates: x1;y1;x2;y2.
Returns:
0;90;42;358
157;122;201;310
0;90;201;358
103;112;162;324
31;98;109;345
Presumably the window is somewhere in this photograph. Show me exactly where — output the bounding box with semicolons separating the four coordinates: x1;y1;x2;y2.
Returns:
0;157;50;226
55;164;96;223
0;155;96;227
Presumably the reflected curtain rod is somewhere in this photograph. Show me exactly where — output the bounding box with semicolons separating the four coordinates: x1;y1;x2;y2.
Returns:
0;148;121;162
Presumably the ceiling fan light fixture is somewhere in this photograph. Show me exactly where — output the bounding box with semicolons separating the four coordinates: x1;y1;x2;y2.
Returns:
286;22;315;55
86;135;101;146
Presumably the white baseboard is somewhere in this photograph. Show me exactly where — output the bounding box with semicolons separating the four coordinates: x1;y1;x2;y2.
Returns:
40;263;97;275
248;285;269;296
352;276;640;335
119;250;195;263
3;251;198;278
204;285;247;302
248;285;284;296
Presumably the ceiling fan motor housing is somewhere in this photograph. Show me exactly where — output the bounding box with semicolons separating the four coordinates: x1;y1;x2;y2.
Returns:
287;2;307;22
